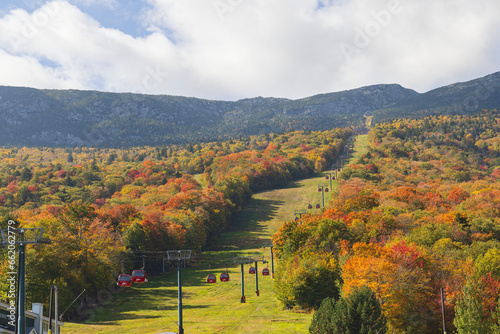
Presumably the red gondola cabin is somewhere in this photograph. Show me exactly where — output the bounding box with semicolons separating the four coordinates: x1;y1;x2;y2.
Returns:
117;274;132;287
131;269;147;283
220;272;230;282
206;274;217;283
249;267;256;274
262;268;270;276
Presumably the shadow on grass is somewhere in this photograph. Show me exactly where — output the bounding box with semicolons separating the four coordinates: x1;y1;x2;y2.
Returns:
215;198;283;251
87;288;209;324
74;182;302;327
233;198;283;229
88;303;210;326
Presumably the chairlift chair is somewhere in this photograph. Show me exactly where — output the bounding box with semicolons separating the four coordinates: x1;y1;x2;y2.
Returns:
131;269;148;283
117;274;133;287
220;272;230;282
206;274;217;283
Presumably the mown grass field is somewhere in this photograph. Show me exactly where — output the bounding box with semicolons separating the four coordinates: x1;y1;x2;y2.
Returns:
63;135;368;334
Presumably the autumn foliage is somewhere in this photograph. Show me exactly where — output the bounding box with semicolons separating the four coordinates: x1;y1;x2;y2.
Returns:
0;128;352;316
274;111;500;333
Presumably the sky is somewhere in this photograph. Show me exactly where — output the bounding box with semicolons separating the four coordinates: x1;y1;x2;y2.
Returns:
0;0;498;101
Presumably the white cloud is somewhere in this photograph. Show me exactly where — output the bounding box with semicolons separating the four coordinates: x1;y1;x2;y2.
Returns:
69;0;117;9
0;0;498;100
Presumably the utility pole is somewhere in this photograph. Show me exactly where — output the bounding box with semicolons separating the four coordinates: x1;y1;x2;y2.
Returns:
441;288;447;334
48;286;53;334
54;286;59;334
0;224;51;334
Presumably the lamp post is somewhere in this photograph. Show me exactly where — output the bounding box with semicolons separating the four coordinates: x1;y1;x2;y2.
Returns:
166;250;192;334
0;224;51;334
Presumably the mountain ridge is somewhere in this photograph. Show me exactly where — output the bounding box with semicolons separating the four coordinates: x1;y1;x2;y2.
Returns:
0;72;498;147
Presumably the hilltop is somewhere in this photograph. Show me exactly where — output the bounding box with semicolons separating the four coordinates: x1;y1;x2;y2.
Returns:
0;71;499;147
0;84;413;147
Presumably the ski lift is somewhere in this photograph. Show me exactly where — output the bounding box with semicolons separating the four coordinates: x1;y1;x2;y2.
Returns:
325;188;329;192
249;267;256;274
131;269;148;283
308;204;313;209
316;204;320;209
325;176;329;180
206;274;217;283
206;265;217;283
220;272;230;282
318;187;322;192
262;268;270;276
117;274;132;287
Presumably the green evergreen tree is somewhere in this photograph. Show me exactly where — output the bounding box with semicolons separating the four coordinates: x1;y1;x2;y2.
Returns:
123;222;147;251
91;158;99;171
20;167;32;181
309;286;387;334
309;297;336;334
454;278;489;334
344;286;387;334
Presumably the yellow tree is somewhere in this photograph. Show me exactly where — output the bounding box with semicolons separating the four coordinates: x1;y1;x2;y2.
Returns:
342;242;433;332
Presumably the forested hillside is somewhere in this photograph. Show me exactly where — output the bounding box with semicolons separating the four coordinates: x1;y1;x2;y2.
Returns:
0;84;409;147
273;110;500;333
373;71;500;123
1;72;499;148
0;127;353;318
